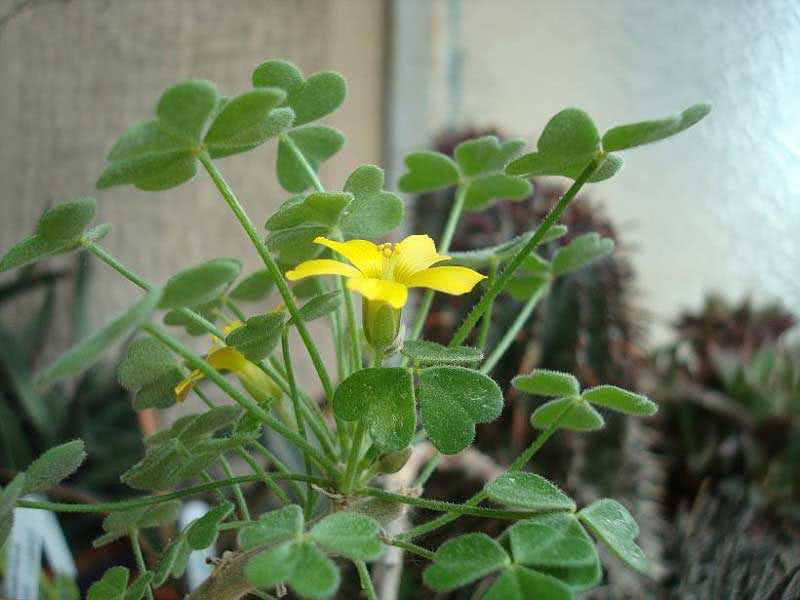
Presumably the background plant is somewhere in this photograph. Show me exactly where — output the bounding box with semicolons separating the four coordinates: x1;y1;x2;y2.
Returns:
0;58;710;599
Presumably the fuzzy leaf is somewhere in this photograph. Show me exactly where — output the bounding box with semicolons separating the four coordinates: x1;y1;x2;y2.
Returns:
35;288;161;387
267;224;329;265
538;108;600;158
401;340;483;365
156;80;219;142
23;439;86;494
418;366;503;455
578;498;648;573
310;511;383;561
103;501;180;534
512;369;580;398
454;136;525;176
87;567;129;600
245;541;340;599
293;290;342;323
204;88;290;157
423;533;509;591
340;165;403;238
118;337;182;410
159;258;241;310
253;60;346;126
0;474;26;548
508;513;599;571
225;313;285;361
121;439;184;491
230;270;275;302
581;385;657;415
397;151;460;193
277;126;345;193
484;566;574;600
333;367;416;450
238;505;304;550
186;501;234;550
602;103;711;152
266;192;352;230
486;472;575;512
464;173;532;211
152;537;185;587
531;398;604;432
551;233;614;277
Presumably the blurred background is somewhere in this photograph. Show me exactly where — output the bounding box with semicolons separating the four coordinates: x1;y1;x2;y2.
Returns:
0;1;798;598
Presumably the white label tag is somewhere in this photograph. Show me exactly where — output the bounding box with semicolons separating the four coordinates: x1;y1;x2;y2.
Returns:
178;500;214;590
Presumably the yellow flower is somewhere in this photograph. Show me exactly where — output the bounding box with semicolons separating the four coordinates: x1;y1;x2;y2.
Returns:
285;235;486;309
175;321;281;405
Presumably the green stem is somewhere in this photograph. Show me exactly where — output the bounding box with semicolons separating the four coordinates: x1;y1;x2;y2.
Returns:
199;153;333;399
476;259;499;351
397;401;576;540
129;530;154;600
249;441;307;500
449;160;598;347
280;133;325;193
86;243;226;339
407;185;467;342
341;421;366;494
16;473;327;514
341;275;363;372
355;560;378;600
381;536;435;561
143;323;338;477
222;297;248;322
282;331;315;519
414;451;441;488
480;282;549;374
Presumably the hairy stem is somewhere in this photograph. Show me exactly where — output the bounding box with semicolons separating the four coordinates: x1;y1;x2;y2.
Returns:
129;530;153;600
355;560;378;600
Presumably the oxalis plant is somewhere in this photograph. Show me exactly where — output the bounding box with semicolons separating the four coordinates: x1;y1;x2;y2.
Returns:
0;58;709;600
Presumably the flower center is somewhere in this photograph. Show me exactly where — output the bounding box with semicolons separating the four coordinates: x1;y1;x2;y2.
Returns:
379;242;400;280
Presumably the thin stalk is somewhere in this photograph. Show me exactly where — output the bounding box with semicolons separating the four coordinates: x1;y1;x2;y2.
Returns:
355;560;378;600
414;451;441;488
449;160;598;347
280;133;325;193
222;297;248;322
398;401;576;540
249;441;306;499
476;259;499;351
341;421;366;493
480;282;548;374
236;448;291;505
143;323;338;477
199;153;333;399
282;331;315;519
381;537;435;561
16;473;327;514
342;276;362;372
129;530;154;600
407;185;467;342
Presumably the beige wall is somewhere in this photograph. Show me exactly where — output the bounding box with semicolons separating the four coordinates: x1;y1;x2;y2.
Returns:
0;0;387;397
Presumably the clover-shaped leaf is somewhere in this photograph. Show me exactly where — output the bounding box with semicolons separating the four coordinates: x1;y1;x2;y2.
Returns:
253;59;346;126
397;151;460;193
98;80;219;191
530;398;605;432
401;340;483;365
340;165;403;238
87;566;153;600
23;439;87;495
551;233;614;277
512;369;580;398
602;103;711;152
245;540;340;600
485;472;575;512
333;367;416;450
229;270;275;302
238;505;304;550
277;126;345;193
310;511;384;561
418;366;503;454
35;288;161;387
225;313;285;361
581;385;657;416
507;513;601;591
484;565;574;600
186;501;234;550
423;533;510;591
578;498;648;573
464;173;532;211
119;338;183;411
159;257;241;310
204;88;293;158
266;192;353;231
1;198;101;272
454;136;525;177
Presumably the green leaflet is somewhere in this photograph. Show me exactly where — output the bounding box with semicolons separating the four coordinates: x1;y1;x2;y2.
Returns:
400;340;483;365
512;369;580;398
245;541;340;599
530;398;605;432
229;269;275;302
238;505;304;550
118;337;183;410
186;501;234;550
340;165;403;238
159;257;241;309
602;103;711;151
276;126;345;193
35;287;162;387
581;385;657;415
485;472;576;512
22;440;87;495
551;233;614;277
225;313;285;361
309;511;384;561
578;498;649;573
423;533;510;591
397;151;460;193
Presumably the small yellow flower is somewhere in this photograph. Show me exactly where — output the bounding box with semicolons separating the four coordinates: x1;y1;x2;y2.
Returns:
285;235;486;309
175;321;281;405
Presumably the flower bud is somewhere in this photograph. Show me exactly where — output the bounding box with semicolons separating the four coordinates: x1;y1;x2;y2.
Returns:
237;362;282;406
363;299;401;353
376;447;412;474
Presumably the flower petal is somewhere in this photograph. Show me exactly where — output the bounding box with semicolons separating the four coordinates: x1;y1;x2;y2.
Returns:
313;237;383;277
395;234;450;281
175;370;203;402
347;277;408;309
207;346;249;372
285;259;363;281
404;266;486;295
